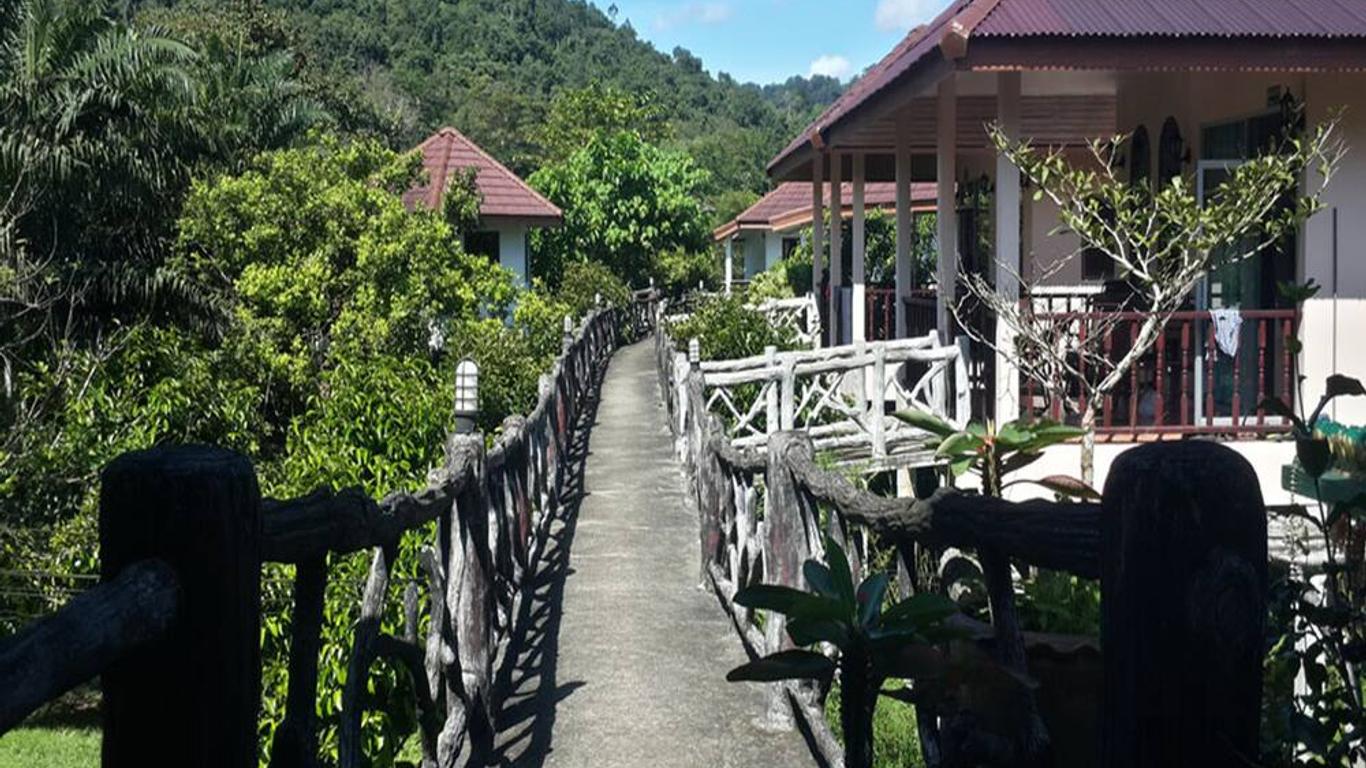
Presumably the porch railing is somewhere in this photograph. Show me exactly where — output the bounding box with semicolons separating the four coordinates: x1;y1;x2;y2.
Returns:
1020;308;1299;435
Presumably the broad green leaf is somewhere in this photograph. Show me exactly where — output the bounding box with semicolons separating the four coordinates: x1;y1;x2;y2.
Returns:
824;536;857;610
995;422;1034;450
1325;374;1366;399
1296;437;1333;479
856;572;890;629
803;561;839;599
726;649;836;682
787;617;851;648
894;408;956;438
1024;475;1101;501
949;457;974;478
734;584;846;621
1000;451;1043;476
936;431;982;459
879;592;959;629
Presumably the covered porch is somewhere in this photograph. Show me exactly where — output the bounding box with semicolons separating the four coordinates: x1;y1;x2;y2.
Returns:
767;0;1366;447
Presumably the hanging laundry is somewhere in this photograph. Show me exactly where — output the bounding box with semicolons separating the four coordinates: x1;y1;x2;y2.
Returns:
1209;308;1243;358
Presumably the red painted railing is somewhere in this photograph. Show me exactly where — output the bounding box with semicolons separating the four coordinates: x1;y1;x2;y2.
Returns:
1019;308;1299;435
862;287;936;341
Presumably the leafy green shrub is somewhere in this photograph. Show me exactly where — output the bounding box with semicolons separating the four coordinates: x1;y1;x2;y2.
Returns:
655;246;719;294
667;294;799;362
515;283;575;360
747;257;811;301
556;261;630;318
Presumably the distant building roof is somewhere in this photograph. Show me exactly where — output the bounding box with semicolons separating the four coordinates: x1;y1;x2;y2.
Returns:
713;181;936;241
769;0;1366;178
404;127;562;226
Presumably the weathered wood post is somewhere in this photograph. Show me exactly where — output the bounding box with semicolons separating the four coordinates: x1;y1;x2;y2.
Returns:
99;445;262;768
1101;441;1267;767
759;431;813;731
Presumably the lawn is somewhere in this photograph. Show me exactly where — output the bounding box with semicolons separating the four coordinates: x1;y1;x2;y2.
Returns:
0;727;100;768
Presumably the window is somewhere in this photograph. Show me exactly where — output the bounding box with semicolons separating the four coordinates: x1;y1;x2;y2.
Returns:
1082;248;1114;282
465;230;500;263
1158;117;1185;187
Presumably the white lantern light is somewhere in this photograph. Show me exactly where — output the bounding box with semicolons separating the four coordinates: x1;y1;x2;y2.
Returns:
688;337;701;364
454;357;479;433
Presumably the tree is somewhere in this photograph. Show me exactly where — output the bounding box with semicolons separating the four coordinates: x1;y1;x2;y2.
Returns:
528;130;710;287
961;114;1344;483
535;80;670;164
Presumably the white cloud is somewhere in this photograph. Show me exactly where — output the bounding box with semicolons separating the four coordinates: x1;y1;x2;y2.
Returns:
653;2;734;31
875;0;932;32
808;54;853;80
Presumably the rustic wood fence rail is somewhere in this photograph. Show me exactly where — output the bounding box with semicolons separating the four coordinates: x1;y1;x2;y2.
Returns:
661;319;1271;767
0;297;656;768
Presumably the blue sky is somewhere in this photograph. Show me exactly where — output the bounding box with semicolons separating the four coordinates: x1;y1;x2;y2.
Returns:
595;0;943;86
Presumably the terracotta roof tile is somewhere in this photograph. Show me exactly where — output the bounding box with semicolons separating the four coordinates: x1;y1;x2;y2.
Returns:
403;128;562;225
714;181;936;240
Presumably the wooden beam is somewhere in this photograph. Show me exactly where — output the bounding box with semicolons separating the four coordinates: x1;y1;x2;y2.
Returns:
851;153;867;343
895;109;913;339
936;76;958;341
829;153;844;345
811;155;825;349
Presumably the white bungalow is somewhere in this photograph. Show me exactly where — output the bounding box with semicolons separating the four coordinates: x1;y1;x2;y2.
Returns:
404;127;562;288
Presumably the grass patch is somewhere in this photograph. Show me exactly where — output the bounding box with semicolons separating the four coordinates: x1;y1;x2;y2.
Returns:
825;682;926;768
0;727;100;767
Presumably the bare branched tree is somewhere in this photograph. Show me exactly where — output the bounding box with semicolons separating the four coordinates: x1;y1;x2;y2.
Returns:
956;111;1346;483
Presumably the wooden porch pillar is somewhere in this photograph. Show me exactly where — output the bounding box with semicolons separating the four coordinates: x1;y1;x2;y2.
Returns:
851;153;867;343
895;109;913;339
829;153;844;346
936;76;958;342
994;71;1022;422
811;154;825;348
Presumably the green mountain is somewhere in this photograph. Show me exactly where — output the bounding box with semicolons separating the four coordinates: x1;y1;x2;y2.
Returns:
147;0;841;199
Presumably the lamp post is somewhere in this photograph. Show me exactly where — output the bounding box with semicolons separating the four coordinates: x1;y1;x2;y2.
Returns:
454;357;479;434
562;315;574;353
688;337;700;365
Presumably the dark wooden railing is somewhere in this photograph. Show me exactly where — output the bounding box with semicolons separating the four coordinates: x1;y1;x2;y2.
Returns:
0;296;658;768
1020;308;1298;436
682;404;1269;767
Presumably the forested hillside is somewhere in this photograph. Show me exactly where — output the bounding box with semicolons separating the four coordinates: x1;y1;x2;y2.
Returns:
142;0;841;199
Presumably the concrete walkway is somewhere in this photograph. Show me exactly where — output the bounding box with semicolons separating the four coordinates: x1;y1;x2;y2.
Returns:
492;340;810;767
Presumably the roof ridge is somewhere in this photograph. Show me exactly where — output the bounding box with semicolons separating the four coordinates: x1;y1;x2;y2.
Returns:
427;126;563;218
942;0;1006;58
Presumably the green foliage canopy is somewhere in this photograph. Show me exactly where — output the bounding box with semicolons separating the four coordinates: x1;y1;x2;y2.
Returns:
529;130;710;287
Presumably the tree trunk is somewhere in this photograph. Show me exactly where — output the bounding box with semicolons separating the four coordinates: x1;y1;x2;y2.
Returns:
841;646;876;768
1080;404;1098;487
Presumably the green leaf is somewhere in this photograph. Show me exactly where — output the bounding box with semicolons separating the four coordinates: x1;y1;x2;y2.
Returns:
1296;437;1333;479
1023;475;1101;501
1000;451;1043;476
995;422;1034;450
936;431;982;460
1325;374;1366;399
894;408;957;438
824;537;857;610
879;592;959;629
787;618;851;648
803;561;839;599
856;572;890;628
726;649;836;683
734;584;847;622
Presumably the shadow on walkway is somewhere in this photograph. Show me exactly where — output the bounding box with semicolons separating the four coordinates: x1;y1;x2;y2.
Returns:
487;355;605;767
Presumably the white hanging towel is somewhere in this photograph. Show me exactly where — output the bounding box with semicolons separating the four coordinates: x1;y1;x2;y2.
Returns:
1209;308;1243;358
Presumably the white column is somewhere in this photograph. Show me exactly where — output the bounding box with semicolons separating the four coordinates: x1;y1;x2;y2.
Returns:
811;155;825;346
936;76;958;342
895;110;913;339
829;153;844;345
851;154;867;343
724;237;734;295
994;71;1023;422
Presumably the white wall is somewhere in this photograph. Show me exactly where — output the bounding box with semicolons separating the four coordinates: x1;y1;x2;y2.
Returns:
740;232;766;279
764;231;784;272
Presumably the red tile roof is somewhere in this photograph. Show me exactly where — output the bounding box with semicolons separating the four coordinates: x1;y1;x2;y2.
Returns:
769;0;1366;176
404;127;562;225
975;0;1366;38
713;181;937;241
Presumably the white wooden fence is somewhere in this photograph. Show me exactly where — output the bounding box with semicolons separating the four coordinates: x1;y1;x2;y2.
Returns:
657;296;969;470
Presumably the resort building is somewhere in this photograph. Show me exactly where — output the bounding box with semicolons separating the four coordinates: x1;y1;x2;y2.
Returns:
404;127;562;288
769;0;1366;501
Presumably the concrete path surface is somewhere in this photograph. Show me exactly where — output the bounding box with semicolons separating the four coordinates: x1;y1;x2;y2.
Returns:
492;339;811;767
